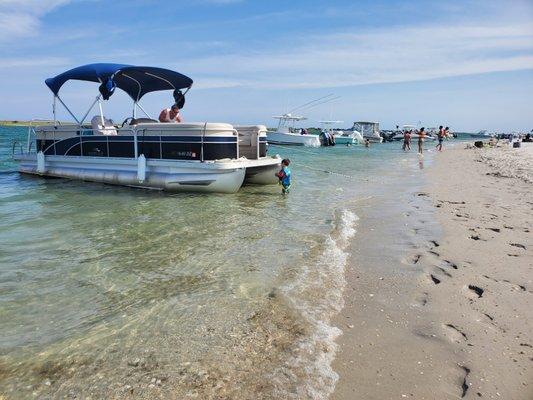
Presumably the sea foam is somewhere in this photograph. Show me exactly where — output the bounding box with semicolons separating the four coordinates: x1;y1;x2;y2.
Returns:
272;209;358;399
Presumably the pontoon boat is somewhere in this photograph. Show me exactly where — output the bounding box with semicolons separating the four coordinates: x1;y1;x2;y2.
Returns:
13;64;281;193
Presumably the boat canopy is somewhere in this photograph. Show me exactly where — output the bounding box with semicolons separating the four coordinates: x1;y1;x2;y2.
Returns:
45;63;193;101
272;114;307;121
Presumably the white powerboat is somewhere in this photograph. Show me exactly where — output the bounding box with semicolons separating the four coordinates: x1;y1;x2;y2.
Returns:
353;121;383;143
13;63;281;193
318;120;361;145
266;114;320;147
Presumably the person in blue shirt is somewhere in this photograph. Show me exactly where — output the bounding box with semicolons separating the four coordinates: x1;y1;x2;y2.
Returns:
275;158;291;194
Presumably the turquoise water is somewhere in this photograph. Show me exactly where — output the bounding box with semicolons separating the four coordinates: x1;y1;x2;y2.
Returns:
0;126;445;398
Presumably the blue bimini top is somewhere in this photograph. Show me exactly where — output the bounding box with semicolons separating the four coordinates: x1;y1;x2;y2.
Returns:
45;63;193;101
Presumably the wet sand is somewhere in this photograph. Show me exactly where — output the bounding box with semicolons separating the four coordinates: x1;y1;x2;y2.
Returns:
332;143;532;399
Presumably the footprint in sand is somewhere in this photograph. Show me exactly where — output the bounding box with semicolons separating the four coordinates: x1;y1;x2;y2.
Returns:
414;291;429;307
443;323;468;343
465;284;484;299
459;366;471;398
442;260;458;270
434;266;452;278
404;253;422;265
510;243;526;250
469;234;485;241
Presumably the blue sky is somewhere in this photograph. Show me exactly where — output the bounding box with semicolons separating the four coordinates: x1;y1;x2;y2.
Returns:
0;0;532;131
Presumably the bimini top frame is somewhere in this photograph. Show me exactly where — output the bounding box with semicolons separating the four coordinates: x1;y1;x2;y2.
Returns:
44;63;194;125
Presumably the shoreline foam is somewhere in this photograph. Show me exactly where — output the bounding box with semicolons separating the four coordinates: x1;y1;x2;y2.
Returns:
274;209;358;399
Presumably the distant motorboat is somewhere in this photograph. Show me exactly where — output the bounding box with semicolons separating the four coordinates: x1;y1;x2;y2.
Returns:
353;121;383;143
470;130;495;138
318;120;363;145
391;125;436;141
266;114;321;147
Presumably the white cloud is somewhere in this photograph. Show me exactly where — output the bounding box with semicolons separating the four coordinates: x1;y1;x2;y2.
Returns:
0;0;71;41
177;22;533;90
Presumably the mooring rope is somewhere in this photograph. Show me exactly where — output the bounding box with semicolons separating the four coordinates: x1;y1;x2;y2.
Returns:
270;144;365;181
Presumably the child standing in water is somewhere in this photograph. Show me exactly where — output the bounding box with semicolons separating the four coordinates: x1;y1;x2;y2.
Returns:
275;159;291;194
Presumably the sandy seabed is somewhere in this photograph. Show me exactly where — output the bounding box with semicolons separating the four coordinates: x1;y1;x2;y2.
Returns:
332;143;532;400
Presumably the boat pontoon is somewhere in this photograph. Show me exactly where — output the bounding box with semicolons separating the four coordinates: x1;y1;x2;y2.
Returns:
266;114;320;147
13;63;281;193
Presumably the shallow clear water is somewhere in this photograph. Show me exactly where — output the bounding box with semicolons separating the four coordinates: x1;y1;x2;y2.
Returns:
0;126;447;398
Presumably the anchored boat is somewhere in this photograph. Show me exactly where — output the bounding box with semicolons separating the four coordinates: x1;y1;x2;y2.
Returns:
266;114;321;147
13;63;281;193
318;120;363;145
353;121;383;143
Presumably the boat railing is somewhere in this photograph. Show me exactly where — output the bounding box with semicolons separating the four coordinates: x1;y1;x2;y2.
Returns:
15;123;240;162
11;140;25;156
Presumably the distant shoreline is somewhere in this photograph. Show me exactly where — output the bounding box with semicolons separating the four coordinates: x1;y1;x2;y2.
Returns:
0;120;61;127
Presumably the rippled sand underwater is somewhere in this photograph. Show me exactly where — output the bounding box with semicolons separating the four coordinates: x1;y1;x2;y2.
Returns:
0;126;426;399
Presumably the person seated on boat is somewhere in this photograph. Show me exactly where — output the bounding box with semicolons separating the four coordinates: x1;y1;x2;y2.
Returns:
159;104;182;123
300;128;308;135
275;159;291;195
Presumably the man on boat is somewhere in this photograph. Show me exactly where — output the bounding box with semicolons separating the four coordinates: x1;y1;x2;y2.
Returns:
159;104;182;123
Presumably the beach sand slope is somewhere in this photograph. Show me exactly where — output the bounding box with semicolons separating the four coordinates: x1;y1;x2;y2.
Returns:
332;144;532;399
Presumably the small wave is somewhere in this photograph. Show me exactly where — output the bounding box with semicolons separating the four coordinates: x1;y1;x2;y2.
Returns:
274;208;358;399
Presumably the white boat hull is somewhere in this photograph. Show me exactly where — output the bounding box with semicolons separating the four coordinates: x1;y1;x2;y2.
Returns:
364;136;383;143
335;137;354;145
267;131;320;147
15;154;247;193
243;157;281;185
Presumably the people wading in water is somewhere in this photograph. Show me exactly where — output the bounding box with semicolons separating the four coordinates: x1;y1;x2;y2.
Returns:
403;129;412;151
418;127;426;154
436;125;445;151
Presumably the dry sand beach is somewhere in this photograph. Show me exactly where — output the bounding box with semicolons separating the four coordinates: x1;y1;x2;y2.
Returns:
332;143;532;399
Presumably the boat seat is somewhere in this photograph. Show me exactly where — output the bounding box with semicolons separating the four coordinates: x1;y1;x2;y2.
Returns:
91;115;117;136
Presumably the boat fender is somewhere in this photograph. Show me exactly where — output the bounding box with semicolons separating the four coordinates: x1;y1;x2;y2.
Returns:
137;154;146;183
37;151;45;174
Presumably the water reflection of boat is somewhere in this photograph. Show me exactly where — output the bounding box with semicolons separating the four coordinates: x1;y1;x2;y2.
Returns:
13;63;281;193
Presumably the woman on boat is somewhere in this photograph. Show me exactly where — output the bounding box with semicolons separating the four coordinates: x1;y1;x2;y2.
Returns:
403;130;412;151
159;103;182;123
417;127;426;154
